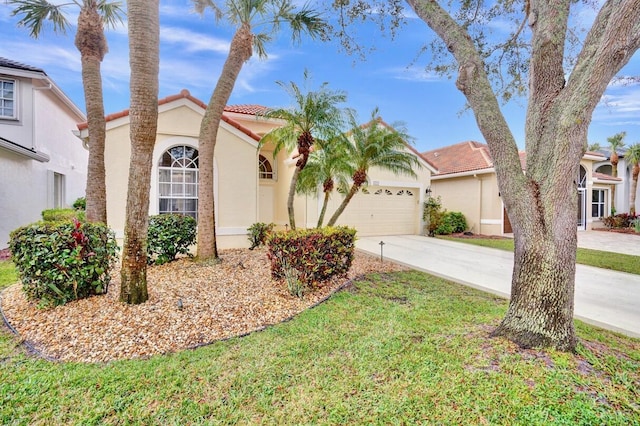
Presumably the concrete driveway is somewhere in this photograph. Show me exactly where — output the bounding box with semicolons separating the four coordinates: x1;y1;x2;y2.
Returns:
356;235;640;338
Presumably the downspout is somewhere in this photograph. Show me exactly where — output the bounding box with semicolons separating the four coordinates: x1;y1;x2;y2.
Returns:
474;174;482;234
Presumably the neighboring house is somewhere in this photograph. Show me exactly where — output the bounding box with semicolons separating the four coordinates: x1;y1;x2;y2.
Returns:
77;90;433;249
0;58;87;247
591;148;639;215
422;141;618;236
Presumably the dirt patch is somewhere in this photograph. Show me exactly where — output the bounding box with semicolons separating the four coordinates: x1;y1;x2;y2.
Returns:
1;249;407;363
0;248;10;261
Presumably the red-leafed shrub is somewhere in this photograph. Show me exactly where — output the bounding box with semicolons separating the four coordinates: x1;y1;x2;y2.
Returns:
266;227;356;288
601;213;639;229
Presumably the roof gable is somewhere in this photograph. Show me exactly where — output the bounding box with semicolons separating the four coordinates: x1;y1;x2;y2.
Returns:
76;89;264;142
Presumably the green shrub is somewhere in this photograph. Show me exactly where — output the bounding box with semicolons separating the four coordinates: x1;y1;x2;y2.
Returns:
435;211;467;235
247;222;275;250
147;214;197;265
42;208;85;222
9;219;118;307
267;227;356;286
73;197;86;210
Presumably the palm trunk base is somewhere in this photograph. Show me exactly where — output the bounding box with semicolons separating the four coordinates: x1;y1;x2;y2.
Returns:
120;266;149;304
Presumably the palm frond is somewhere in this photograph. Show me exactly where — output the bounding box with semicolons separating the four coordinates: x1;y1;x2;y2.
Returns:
192;0;223;21
97;0;125;29
9;0;70;38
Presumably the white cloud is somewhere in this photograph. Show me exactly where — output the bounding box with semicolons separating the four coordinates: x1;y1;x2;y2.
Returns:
385;66;442;83
161;26;230;54
594;88;640;126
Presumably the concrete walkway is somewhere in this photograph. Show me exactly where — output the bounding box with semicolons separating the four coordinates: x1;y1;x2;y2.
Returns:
577;230;640;256
356;235;640;338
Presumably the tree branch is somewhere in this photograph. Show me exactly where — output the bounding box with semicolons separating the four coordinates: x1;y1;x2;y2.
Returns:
405;0;528;210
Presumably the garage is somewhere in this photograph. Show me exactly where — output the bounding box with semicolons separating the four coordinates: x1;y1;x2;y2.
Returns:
326;186;421;236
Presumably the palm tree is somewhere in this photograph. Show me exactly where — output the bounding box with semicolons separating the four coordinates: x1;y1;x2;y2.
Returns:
259;71;350;230
626;143;640;216
119;0;159;304
326;109;422;227
192;0;325;261
9;0;124;224
296;136;353;228
607;131;627;213
587;142;601;152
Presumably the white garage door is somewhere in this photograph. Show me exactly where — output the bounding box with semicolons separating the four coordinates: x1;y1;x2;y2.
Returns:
326;186;419;236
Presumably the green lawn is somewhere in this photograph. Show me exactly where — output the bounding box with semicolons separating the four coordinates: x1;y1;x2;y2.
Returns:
1;261;638;424
439;236;640;275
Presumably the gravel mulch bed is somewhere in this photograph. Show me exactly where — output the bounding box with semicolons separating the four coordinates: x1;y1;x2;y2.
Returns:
1;249;407;363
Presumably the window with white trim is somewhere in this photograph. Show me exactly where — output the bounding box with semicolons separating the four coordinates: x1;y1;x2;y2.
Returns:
259;154;274;180
0;79;16;119
53;172;65;208
158;145;199;219
592;189;606;218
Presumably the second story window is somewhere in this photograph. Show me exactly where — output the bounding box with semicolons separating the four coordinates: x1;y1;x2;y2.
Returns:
0;79;16;119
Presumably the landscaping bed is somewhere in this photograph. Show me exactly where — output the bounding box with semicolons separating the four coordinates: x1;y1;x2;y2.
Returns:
0;249;406;363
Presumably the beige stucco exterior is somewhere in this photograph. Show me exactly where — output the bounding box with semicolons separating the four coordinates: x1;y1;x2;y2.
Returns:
93;92;432;249
430;156;616;236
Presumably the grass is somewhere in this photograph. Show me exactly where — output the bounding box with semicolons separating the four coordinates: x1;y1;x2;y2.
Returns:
439;236;640;275
1;260;639;424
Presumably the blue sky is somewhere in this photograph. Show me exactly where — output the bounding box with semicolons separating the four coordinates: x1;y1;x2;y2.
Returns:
0;0;638;153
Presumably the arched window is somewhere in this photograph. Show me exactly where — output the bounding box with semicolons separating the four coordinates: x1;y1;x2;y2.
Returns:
158;145;199;219
259;154;274;179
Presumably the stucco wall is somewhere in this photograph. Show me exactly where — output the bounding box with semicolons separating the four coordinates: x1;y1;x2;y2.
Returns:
0;79;87;247
104;103;261;249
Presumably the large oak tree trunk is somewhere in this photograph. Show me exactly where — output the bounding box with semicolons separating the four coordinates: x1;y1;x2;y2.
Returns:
120;0;159;304
407;0;640;350
197;23;253;260
76;5;108;224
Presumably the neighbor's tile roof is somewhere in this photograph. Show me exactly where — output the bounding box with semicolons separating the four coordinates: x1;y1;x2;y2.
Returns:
224;104;269;115
593;172;622;182
422;141;494;175
0;57;45;74
76;89;265;141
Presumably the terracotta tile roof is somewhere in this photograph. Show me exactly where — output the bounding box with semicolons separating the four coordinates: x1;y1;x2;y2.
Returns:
224;104;269;115
76;89;262;141
422;141;494;175
0;57;45;74
593;172;622;182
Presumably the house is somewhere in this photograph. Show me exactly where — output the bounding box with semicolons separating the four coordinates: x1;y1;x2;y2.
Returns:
77;89;433;249
422;141;619;235
591;148;639;215
0;58;87;247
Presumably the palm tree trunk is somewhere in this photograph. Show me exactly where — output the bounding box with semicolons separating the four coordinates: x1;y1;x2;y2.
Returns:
611;155;619;213
631;165;639;215
76;5;107;223
120;0;159;304
327;183;360;227
81;55;107;223
197;23;253;260
287;167;301;230
317;190;330;228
